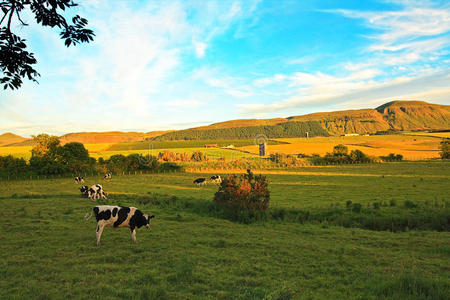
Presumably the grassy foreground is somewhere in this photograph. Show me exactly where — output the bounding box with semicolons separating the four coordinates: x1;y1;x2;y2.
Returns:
0;162;449;299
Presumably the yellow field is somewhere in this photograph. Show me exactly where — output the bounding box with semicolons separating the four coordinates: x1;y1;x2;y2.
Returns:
402;131;450;138
238;134;443;160
0;146;33;160
0;134;445;161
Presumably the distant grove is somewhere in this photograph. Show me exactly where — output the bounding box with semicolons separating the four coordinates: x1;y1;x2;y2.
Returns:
152;121;329;141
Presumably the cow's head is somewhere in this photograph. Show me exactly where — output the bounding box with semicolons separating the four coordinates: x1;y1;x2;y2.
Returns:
132;210;155;229
145;214;155;228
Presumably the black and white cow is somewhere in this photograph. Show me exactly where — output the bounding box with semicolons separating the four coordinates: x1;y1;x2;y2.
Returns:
92;205;155;246
88;184;107;201
74;176;84;184
193;178;207;187
210;175;222;184
104;173;112;179
80;185;89;197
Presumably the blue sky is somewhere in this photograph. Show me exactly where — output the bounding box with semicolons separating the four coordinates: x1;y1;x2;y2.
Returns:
1;0;449;137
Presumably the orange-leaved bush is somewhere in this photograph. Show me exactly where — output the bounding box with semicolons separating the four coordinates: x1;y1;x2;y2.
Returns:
214;169;270;222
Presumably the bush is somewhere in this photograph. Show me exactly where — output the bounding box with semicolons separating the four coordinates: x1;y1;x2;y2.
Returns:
439;139;450;159
352;203;362;213
214;169;270;223
380;153;403;162
404;200;418;209
191;151;208;162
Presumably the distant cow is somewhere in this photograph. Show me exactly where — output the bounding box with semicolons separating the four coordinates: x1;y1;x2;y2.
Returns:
104;173;112;179
88;184;107;201
91;205;155;246
74;176;84;184
210;175;222;184
194;178;207;187
80;185;89;197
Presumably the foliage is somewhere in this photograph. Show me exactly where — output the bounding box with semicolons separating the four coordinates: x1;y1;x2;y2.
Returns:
108;139;285;151
57;142;91;173
31;134;60;158
0;154;27;176
309;145;374;165
153;121;329;140
269;153;302;167
190;151;208;162
214;169;270;223
0;0;94;89
380;153;404;162
105;154;159;173
332;144;348;156
440;139;450;159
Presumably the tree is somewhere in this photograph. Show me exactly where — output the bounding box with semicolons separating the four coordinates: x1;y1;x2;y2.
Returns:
440;139;450;159
57;142;90;173
332;144;348;156
0;0;95;90
31;133;60;158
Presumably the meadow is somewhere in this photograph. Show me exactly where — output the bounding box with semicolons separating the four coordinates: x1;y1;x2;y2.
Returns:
0;161;449;299
0;133;446;162
239;134;443;160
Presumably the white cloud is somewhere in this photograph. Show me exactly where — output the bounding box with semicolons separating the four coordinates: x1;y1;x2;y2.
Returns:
194;41;208;58
238;70;450;115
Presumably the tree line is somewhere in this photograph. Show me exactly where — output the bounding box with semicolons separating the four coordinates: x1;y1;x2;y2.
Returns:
153;121;329;141
0;134;174;177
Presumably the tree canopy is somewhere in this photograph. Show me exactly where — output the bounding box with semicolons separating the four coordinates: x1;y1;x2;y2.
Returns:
0;0;94;90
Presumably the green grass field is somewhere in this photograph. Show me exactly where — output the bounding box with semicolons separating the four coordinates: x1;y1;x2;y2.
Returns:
90;147;259;161
0;162;449;299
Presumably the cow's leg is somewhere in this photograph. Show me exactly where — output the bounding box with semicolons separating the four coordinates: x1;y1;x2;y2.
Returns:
96;223;105;246
130;228;137;244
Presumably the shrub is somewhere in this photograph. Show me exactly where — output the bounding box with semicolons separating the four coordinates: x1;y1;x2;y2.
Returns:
349;149;371;163
333;144;348;156
214;169;270;222
380;153;403;162
191;151;208;162
404;200;417;209
439;139;450;159
352;203;362;213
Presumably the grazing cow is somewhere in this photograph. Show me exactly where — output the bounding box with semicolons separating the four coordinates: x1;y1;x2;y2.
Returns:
88;184;107;201
80;185;89;197
74;176;84;184
104;173;112;179
210;175;222;184
91;205;155;246
193;178;207;187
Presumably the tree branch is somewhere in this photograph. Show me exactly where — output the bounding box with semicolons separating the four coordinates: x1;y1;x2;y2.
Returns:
0;8;12;25
15;9;28;26
7;3;15;33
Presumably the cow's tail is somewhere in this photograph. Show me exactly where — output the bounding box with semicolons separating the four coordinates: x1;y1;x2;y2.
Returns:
84;212;93;221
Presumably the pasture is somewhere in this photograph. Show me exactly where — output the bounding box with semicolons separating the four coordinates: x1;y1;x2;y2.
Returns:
239;134;444;160
1;133;447;162
0;161;449;299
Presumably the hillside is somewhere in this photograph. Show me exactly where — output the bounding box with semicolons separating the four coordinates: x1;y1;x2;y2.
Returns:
163;100;449;138
1;101;449;143
376;101;450;131
58;130;171;145
0;133;29;146
153;121;329;141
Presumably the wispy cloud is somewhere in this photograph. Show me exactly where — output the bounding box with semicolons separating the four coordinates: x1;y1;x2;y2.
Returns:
241;1;450;115
239;70;450;114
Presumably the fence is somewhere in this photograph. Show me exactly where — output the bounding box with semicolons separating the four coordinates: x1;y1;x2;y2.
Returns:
0;168;182;182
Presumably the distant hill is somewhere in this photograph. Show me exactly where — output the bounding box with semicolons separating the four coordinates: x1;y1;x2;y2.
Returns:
58;130;172;145
0;133;29;146
1;101;449;144
154;100;449;138
153;121;329;141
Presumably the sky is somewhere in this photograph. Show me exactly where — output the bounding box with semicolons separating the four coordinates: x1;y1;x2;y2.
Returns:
1;0;449;137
